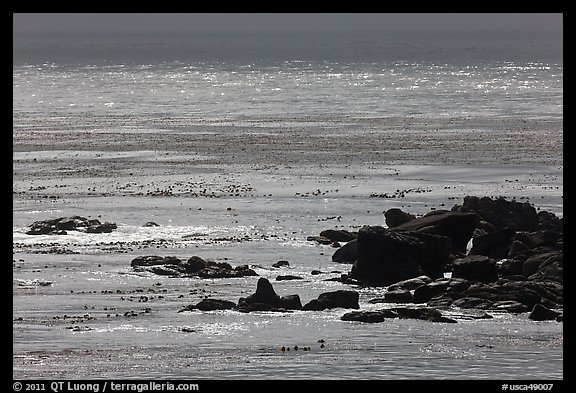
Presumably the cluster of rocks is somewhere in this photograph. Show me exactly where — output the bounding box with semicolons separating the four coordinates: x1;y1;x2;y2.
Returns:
26;215;117;235
180;277;357;313
179;277;459;323
131;255;258;279
315;196;563;321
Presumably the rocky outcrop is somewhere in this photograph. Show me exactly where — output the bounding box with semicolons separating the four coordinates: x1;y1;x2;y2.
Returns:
386;275;433;292
336;196;563;321
26;215;117;235
131;255;258;278
455;196;539;232
420;276;562;317
393;211;479;253
349;226;451;285
341;307;457;323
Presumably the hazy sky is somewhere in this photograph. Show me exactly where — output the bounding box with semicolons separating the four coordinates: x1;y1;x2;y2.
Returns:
13;13;563;35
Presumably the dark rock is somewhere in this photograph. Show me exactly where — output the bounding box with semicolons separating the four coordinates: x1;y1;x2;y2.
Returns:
86;222;117;233
491;300;529;313
56;217;86;230
195;262;257;279
528;303;561;321
300;299;326;311
387;275;433;292
451;296;494;310
276;275;304;281
537;211;563;233
320;229;357;242
26;215;118;235
528;253;562;283
452;255;498;283
241;278;301;311
307;236;333;245
350;226;427;286
233;265;259;277
341;310;386;323
302;290;359;311
413;277;471;303
507;240;530;259
498;258;525;277
143;221;160;227
555;314;563;322
446;310;494;320
131;255;182;267
183;256;207;273
390;306;457;323
463;282;541;308
413;283;448;304
195;261;233;278
245;278;278;305
384;208;416;228
456;196;538;232
469;227;516;258
383;290;414;303
149;265;185;276
272;260;290;268
426;294;457;309
236;300;275;312
394;211;479;253
403;232;452;278
524;231;562;249
310;270;323;275
521;251;560;277
512;280;563;306
131;255;256;279
25;224;54;235
179;299;236;312
477;220;498;233
331;239;357;263
277;294;302;310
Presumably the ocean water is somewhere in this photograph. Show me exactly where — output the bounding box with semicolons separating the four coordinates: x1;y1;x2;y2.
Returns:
13;30;563;380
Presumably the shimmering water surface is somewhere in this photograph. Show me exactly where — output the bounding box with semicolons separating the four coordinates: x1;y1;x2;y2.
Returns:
13;29;562;380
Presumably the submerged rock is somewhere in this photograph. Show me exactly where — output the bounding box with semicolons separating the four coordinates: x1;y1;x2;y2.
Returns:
130;255;257;278
342;307;457;323
319;229;357;243
178;299;237;312
272;260;290;268
390;306;458;323
341;310;388;323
